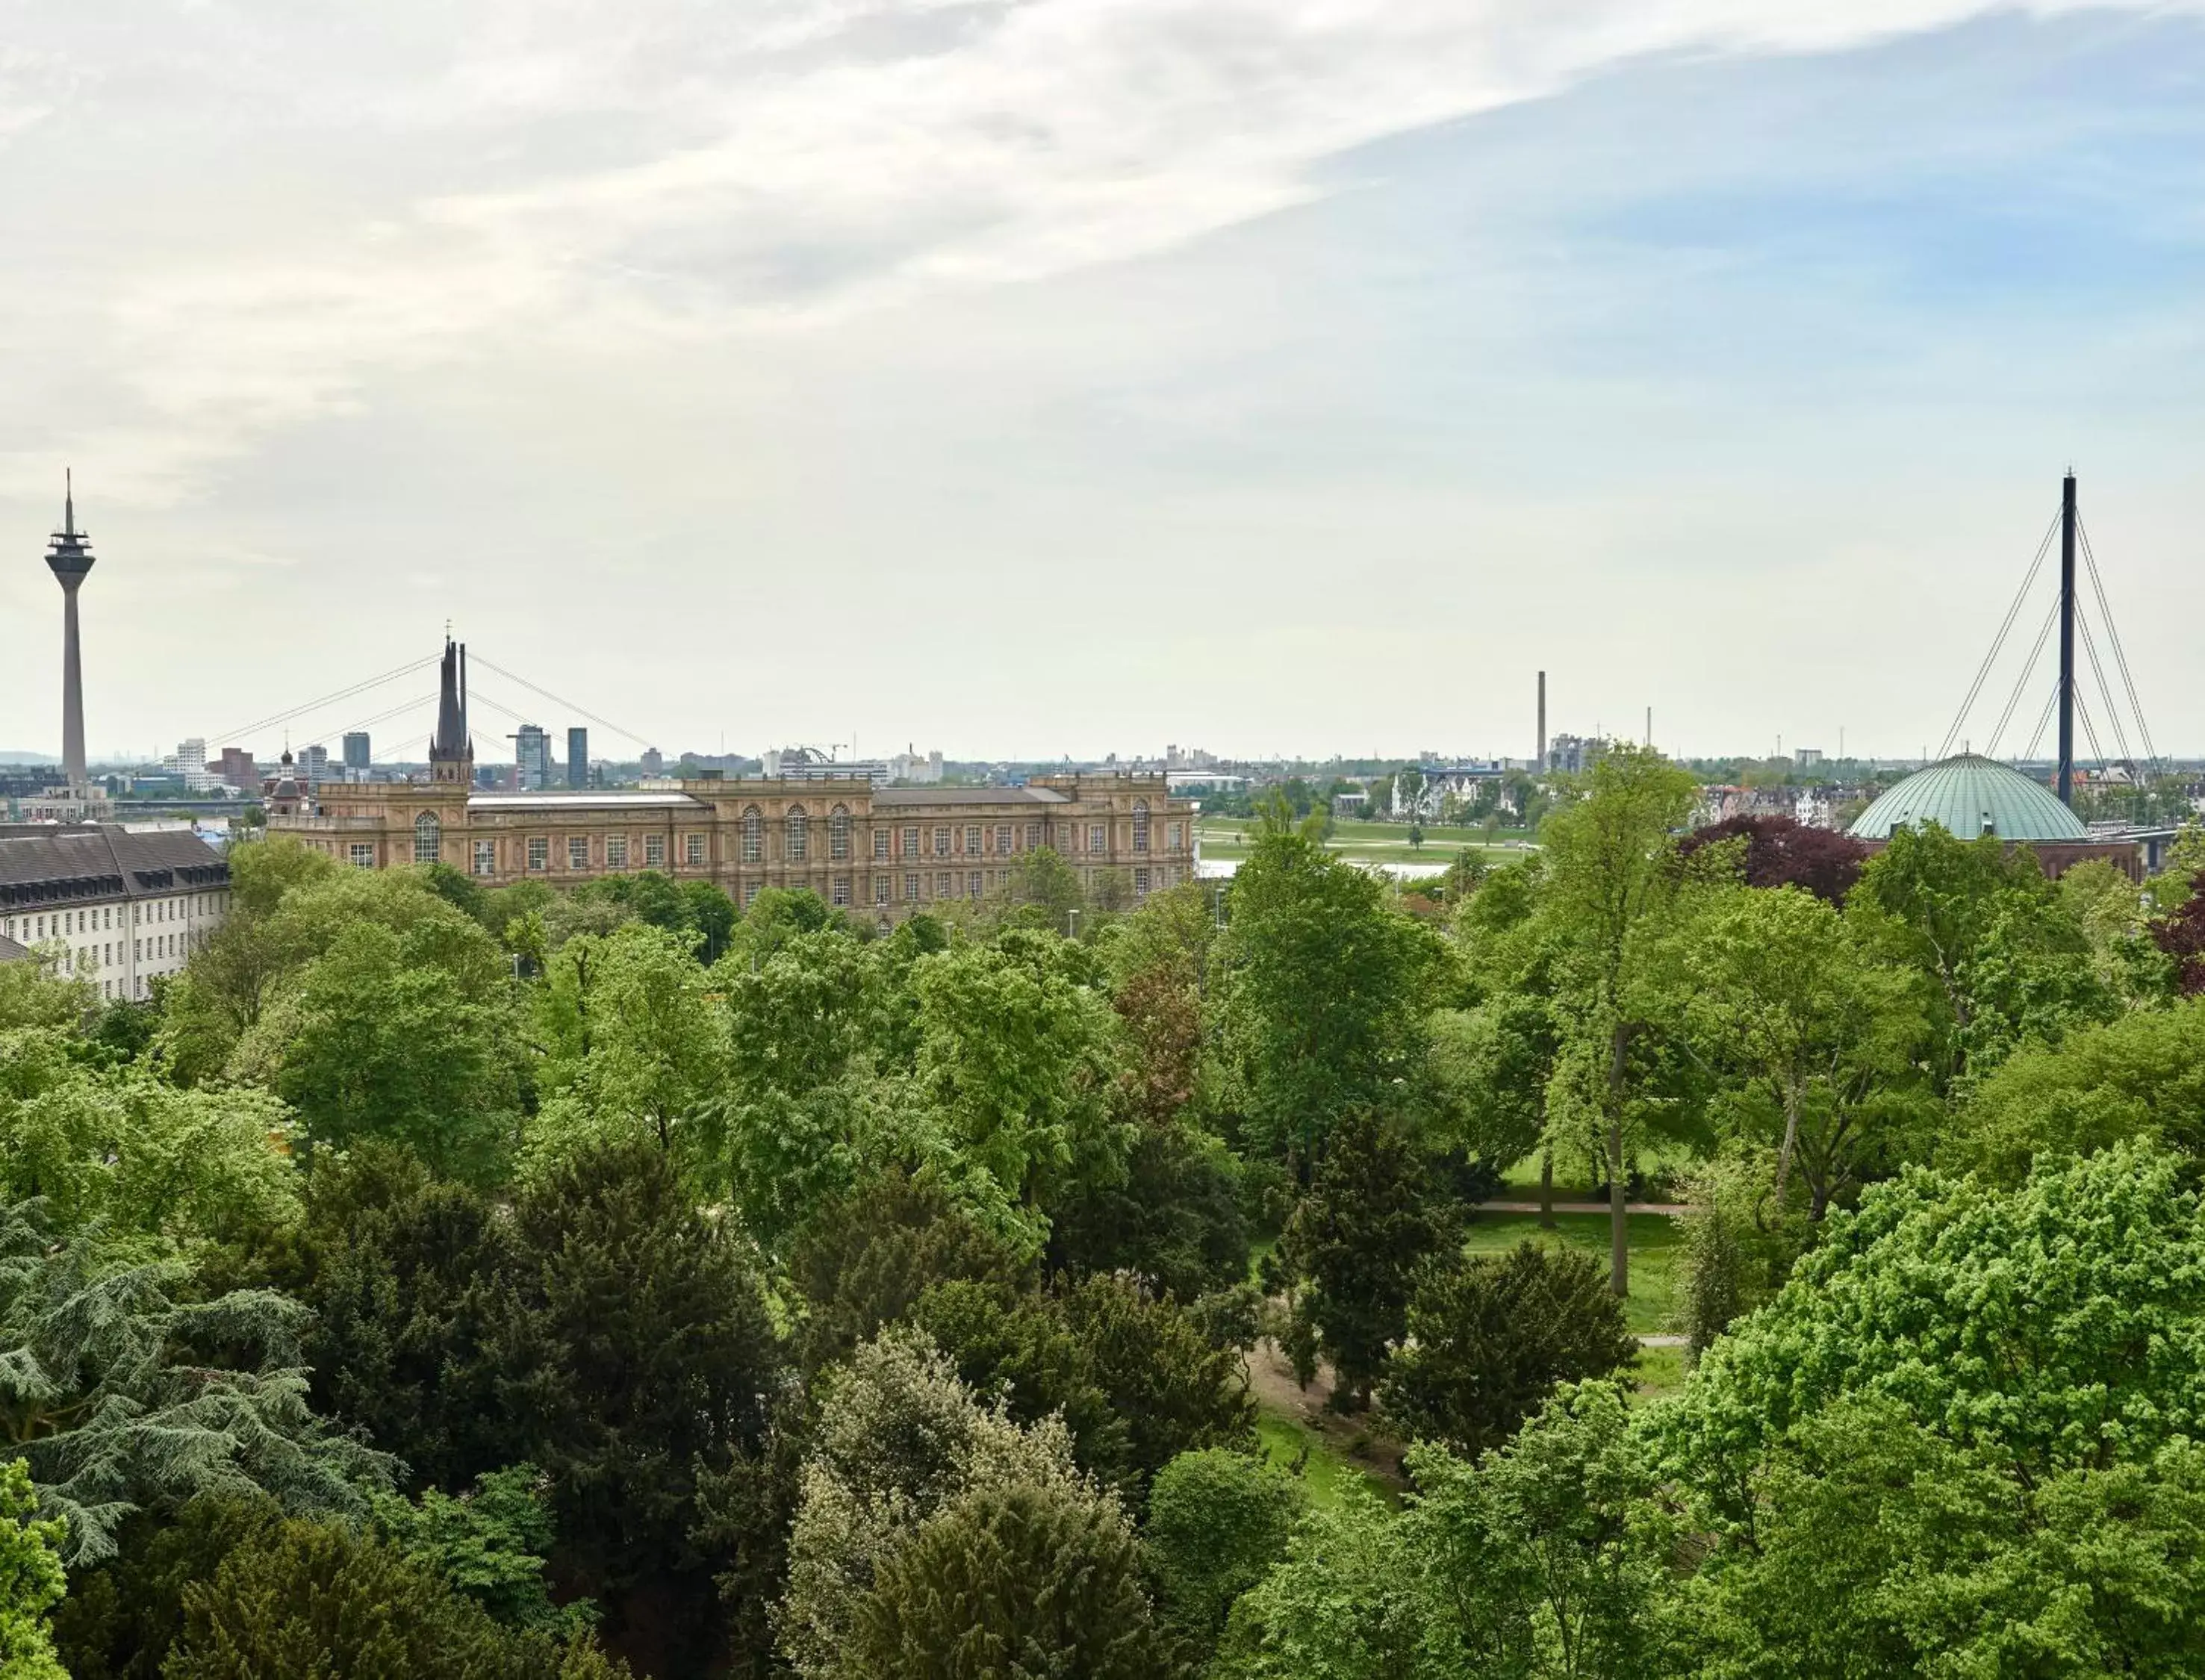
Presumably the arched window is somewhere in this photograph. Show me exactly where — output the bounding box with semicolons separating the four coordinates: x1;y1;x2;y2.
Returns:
786;806;809;863
741;806;763;864
414;810;441;865
1131;800;1151;855
830;805;851;862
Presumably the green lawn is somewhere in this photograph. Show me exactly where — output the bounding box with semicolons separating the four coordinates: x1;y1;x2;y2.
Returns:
1255;1407;1394;1509
1496;1145;1697;1203
1460;1211;1683;1337
1632;1343;1688;1403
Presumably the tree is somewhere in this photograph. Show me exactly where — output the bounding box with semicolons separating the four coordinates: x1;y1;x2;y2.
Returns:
1669;883;1933;1217
1281;1110;1450;1409
2153;868;2205;995
491;1138;785;1655
1379;1242;1636;1458
776;1326;1087;1679
51;1495;282;1680
527;921;729;1166
0;1461;65;1680
908;939;1125;1250
844;1478;1168;1680
293;1147;521;1493
1004;847;1086;933
1048;1122;1249;1303
0;1202;392;1564
373;1463;585;1636
274;910;521;1180
1057;1272;1254;1488
164;1516;618;1679
1534;744;1698;1294
1677;813;1867;904
1143;1448;1304;1652
1216;815;1442;1173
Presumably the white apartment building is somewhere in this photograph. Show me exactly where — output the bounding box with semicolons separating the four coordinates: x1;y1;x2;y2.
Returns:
0;824;232;1001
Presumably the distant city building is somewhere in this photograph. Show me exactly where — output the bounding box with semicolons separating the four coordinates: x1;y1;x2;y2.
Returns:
271;641;1196;921
889;747;945;785
1165;744;1219;771
169;738;220;793
640;747;663;777
0;823;231;1000
566;727;588;790
763;747;886;783
343;732;371;771
514;725;552;791
302;744;330;789
217;747;258;789
1795;747;1826;768
1546;734;1606;776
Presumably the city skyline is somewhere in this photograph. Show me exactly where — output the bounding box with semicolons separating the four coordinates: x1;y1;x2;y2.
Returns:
3;4;2202;760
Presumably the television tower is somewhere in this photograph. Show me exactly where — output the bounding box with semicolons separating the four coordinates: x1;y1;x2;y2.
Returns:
43;473;95;790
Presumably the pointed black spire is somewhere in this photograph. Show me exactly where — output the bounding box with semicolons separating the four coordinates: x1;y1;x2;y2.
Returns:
429;636;474;785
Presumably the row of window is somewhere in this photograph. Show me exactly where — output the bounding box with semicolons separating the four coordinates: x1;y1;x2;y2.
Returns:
3;892;226;946
396;812;1187;877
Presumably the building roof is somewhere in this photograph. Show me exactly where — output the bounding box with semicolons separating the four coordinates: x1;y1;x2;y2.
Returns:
0;934;28;965
1849;753;2089;843
0;827;229;909
871;787;1073;806
467;793;709;812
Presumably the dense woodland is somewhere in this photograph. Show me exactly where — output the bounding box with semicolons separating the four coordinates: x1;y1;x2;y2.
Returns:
3;747;2205;1676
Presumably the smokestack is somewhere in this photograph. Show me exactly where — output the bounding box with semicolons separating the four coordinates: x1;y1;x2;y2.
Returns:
1537;671;1546;771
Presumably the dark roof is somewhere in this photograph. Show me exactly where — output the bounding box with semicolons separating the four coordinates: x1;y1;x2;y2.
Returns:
0;827;228;910
0;934;28;965
872;787;1072;807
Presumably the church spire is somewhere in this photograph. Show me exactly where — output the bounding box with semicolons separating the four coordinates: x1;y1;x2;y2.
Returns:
429;635;473;785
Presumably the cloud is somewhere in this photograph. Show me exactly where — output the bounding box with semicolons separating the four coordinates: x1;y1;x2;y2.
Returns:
5;0;2186;501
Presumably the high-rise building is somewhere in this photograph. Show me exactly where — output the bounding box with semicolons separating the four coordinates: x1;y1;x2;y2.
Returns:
343;732;371;771
43;474;95;790
567;727;588;790
217;747;258;790
640;747;663;777
514;724;552;791
302;744;331;788
172;738;217;793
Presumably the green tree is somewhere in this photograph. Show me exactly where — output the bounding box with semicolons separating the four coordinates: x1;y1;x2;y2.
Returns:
1379;1242;1636;1459
1215;814;1442;1173
776;1326;1086;1679
373;1463;585;1637
1533;744;1698;1292
1670;883;1933;1217
1047;1121;1249;1303
491;1138;784;1655
274;909;520;1180
51;1495;279;1680
527;921;729;1165
164;1517;619;1679
1947;995;2205;1182
844;1478;1168;1680
1003;847;1087;933
1281;1110;1450;1409
1143;1447;1304;1652
0;1461;65;1680
909;939;1125;1250
0;1203;392;1563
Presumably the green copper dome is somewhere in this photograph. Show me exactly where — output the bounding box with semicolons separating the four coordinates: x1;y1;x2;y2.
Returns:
1850;753;2088;843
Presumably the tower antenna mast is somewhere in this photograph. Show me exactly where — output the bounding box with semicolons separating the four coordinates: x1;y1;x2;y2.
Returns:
2057;471;2077;806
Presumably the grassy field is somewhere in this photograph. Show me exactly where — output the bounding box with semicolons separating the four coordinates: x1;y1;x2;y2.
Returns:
1195;814;1534;867
1461;1210;1683;1337
1254;1409;1395;1509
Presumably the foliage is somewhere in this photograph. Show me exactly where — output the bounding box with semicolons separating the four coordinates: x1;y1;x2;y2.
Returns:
1281;1110;1452;1408
776;1325;1086;1679
843;1477;1168;1680
1674;1145;1811;1360
1379;1241;1637;1458
50;1495;280;1680
0;1057;297;1248
0;1202;392;1564
1059;1271;1254;1487
1946;995;2205;1182
273;907;521;1180
491;1138;785;1647
2153;868;2205;995
789;1168;1029;1372
1678;812;1867;904
374;1463;588;1636
1143;1447;1304;1652
293;1146;520;1492
1215;817;1443;1170
1046;1121;1249;1303
163;1516;620;1679
0;1461;65;1680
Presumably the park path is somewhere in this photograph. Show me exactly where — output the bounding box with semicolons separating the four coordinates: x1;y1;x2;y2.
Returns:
1476;1200;1691;1216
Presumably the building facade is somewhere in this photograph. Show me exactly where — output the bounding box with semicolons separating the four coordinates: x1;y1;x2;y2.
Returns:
0;824;233;999
267;641;1200;918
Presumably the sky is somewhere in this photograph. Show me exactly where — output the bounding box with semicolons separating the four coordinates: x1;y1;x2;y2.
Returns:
1;0;2201;768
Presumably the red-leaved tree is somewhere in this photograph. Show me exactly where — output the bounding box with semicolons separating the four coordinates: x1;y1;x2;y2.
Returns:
1679;814;1870;905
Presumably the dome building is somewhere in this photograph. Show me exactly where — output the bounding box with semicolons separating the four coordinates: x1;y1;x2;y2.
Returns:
1850;753;2136;878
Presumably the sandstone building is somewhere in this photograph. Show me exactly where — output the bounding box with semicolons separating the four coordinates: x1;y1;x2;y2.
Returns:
267;641;1198;919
